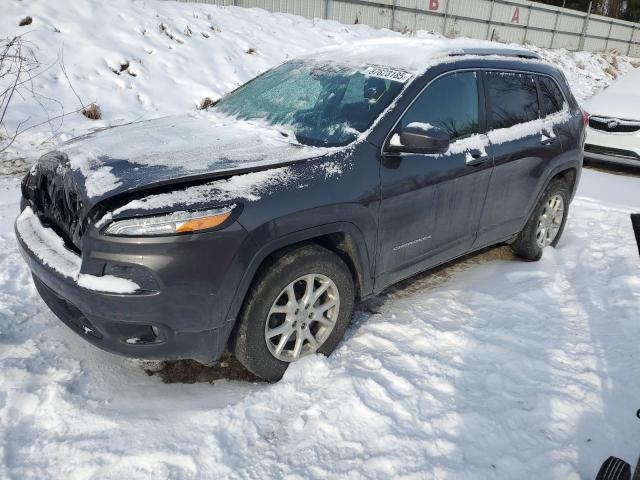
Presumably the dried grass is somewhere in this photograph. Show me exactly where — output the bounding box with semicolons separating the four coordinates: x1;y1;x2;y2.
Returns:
82;103;102;120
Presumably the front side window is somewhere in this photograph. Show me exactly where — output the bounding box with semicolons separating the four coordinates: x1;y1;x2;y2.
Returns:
486;72;539;129
538;76;566;116
215;60;407;147
399;71;479;142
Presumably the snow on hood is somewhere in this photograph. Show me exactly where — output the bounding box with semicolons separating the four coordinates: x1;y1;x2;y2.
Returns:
56;112;334;203
584;68;640;120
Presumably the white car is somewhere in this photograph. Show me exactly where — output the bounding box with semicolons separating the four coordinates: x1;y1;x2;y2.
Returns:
584;69;640;168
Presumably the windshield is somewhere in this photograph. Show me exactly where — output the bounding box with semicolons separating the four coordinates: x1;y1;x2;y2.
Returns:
215;60;409;147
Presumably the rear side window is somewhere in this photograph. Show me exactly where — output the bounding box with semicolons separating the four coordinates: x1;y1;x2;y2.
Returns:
400;71;479;141
538;76;565;116
486;72;539;129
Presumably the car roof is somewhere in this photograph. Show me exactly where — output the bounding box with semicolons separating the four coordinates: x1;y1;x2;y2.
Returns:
304;37;541;74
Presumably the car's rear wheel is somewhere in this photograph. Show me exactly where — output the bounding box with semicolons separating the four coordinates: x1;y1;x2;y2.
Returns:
230;244;355;382
511;178;570;261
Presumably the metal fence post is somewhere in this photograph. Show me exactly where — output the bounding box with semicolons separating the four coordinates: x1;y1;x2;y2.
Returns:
578;1;592;51
550;10;560;48
523;5;532;44
604;20;613;52
486;0;495;39
324;0;329;19
627;26;636;56
413;0;418;33
443;0;452;35
390;0;396;30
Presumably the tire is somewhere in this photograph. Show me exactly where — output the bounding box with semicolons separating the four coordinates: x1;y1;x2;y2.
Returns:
511;178;570;261
229;244;355;382
595;457;632;480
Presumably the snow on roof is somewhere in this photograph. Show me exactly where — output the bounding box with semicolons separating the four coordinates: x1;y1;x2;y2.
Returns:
303;37;537;73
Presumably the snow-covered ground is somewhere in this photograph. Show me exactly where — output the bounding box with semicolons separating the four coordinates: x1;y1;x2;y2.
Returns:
1;167;639;479
2;0;640;479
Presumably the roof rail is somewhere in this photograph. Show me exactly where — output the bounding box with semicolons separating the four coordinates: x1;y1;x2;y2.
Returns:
449;47;541;60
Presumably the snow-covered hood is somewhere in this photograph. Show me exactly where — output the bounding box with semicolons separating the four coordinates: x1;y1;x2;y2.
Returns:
51;113;332;206
585;92;640;121
584;69;640;120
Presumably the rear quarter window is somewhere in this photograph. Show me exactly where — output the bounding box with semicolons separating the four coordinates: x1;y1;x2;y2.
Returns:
538;76;566;116
486;72;539;129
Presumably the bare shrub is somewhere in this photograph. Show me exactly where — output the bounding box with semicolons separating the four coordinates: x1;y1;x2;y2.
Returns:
82;103;101;120
198;97;216;110
19;17;32;27
245;47;257;55
1;35;94;156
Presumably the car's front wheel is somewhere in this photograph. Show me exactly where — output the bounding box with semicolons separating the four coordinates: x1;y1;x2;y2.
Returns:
230;244;355;382
511;178;570;261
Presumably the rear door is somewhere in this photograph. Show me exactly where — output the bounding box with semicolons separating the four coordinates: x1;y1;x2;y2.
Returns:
475;70;559;247
376;70;493;289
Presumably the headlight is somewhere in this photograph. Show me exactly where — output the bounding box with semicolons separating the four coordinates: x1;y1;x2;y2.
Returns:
103;206;235;236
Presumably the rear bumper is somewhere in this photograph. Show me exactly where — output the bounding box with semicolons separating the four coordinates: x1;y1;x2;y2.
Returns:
16;211;256;364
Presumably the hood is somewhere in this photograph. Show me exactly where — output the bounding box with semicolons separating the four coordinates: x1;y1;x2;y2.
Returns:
585;69;640;120
54;113;333;207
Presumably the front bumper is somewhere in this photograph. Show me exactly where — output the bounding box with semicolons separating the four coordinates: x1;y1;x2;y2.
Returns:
584;127;640;168
16;211;256;364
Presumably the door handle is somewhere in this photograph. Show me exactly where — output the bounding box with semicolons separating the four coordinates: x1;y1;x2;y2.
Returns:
540;134;556;145
466;152;489;166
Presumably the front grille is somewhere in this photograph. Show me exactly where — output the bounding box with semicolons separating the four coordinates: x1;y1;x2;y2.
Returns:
584;144;639;160
21;152;85;251
589;116;640;133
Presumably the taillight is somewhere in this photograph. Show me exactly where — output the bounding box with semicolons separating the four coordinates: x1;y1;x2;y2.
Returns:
582;110;590;126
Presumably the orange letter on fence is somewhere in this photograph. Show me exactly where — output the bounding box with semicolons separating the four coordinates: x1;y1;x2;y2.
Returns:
429;0;439;11
511;7;520;23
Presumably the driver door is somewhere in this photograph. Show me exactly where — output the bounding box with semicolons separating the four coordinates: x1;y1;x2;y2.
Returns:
376;71;494;289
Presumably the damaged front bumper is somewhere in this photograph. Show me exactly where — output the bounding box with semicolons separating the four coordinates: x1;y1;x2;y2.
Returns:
15;208;255;364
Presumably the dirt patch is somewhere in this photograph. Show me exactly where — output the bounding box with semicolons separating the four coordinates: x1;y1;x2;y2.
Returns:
0;156;31;176
144;353;261;384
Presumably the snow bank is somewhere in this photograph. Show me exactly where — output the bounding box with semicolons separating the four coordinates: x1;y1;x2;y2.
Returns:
1;0;637;167
15;207;139;293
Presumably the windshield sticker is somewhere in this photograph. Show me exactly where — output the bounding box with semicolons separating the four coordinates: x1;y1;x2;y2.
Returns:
362;66;412;84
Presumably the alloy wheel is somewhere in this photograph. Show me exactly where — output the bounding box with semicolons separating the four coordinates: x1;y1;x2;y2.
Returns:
536;194;565;248
264;274;340;362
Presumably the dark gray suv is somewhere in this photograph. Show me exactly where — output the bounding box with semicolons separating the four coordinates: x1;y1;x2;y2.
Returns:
16;40;585;381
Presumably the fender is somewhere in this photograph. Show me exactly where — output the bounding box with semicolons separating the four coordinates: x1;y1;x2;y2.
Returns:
224;221;373;325
522;158;581;229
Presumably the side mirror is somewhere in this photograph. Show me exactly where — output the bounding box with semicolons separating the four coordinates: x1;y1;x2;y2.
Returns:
387;123;450;155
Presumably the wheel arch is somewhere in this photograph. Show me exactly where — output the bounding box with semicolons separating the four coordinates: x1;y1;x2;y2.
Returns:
225;222;373;327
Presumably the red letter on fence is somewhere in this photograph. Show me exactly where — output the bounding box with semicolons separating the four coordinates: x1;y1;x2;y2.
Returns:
429;0;439;11
511;7;520;23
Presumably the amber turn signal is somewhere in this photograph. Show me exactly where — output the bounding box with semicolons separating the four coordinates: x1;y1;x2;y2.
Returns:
175;211;232;233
